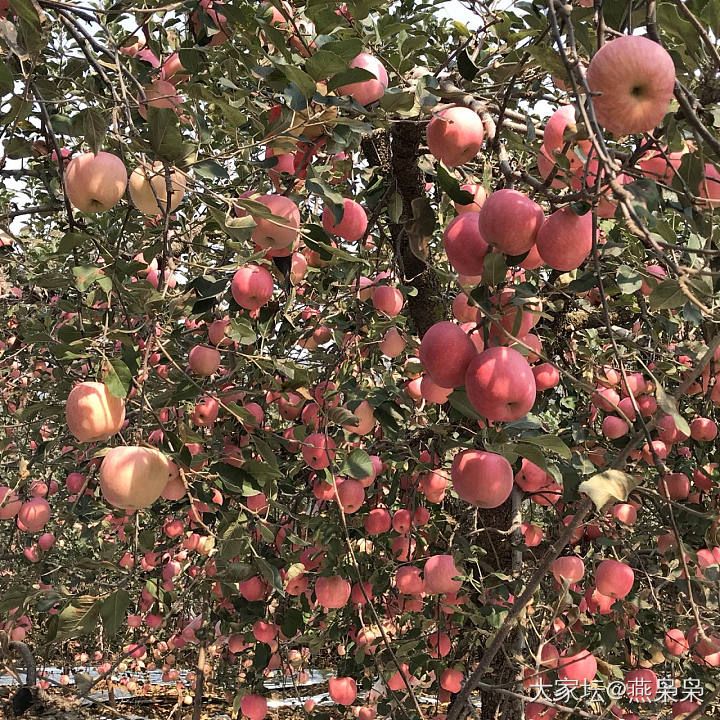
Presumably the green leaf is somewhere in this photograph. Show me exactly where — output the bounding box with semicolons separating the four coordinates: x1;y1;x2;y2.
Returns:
436;164;474;203
72;265;104;292
147;107;192;162
328;405;359;427
100;590;130;637
57;596;102;640
9;0;44;33
0;60;13;95
387;192;403;223
379;88;415;113
448;389;482;419
653;377;691;438
103;359;132;398
615;265;642;295
457;48;479;80
649;279;685;310
228;318;257;345
483;252;507;286
521;435;571;459
321;38;364;59
280;65;317;98
305;50;348;80
328;67;375;93
58;232;90;253
74;108;109;155
343;448;374;479
280;608;304;638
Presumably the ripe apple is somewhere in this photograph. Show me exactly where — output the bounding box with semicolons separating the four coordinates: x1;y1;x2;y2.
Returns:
423;554;462;594
129;162;186;216
336;53;388;106
17;498;51;532
478;189;544;256
188;345;221;376
99;446;174;510
64;152;128;213
427;105;485;167
66;381;126;443
442;212;489;275
594;559;634;598
419;321;477;389
533;363;560;391
138;79;183;120
536;206;592;271
450;449;513;508
372;285;403;317
328;676;357;705
240;694;267;720
251;195;300;250
465;346;536;421
231;264;274;310
322;198;367;242
454;183;487;213
586;35;676;135
551;555;585;583
316;575;350;609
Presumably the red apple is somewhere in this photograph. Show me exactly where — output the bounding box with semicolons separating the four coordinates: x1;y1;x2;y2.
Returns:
586;35;675;135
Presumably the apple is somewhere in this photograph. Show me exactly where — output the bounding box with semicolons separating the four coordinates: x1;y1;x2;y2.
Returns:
372;285;403;317
17;498;51;532
336;53;388;106
442;212;489;275
64;152;128;213
129;162;186;216
231;265;274;310
302;433;336;470
690;417;717;441
395;566;423;595
478;189;544;256
322;198;367;242
465;346;536;421
586;35;676;135
379;327;406;357
420;375;452;404
665;629;689;656
427;105;485;167
328;676;357;705
602;415;628;439
640;263;667;294
454;183;487;213
450;449;513;508
558;650;597;683
624;669;657;702
240;694;267;720
536;206;592;271
188;345;221;376
138;79;183;119
66;381;126;443
99;446;175;510
251;195;300;250
551;555;585;583
419;321;477;389
533;363;560;390
316;575;350;609
161;52;190;83
595;559;634;598
364;507;391;534
423;554;462;594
